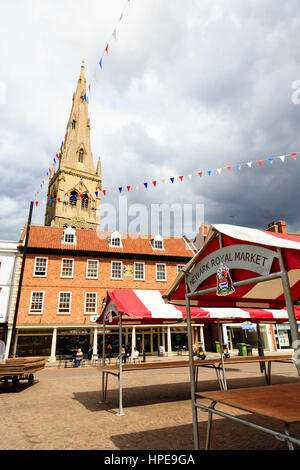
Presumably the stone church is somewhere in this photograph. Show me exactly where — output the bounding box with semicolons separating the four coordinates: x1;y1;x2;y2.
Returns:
44;61;102;230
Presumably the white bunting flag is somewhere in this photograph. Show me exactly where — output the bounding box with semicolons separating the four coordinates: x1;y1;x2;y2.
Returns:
279;155;285;163
217;168;222;175
247;162;252;168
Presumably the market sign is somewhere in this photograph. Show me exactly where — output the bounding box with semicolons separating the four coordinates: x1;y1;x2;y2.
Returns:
187;244;277;294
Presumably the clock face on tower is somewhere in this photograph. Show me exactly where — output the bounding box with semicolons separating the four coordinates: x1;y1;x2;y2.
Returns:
72;216;86;229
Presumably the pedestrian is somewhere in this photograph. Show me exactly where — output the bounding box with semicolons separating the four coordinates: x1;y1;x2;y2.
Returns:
75;348;83;367
121;346;126;363
106;343;112;363
88;345;93;360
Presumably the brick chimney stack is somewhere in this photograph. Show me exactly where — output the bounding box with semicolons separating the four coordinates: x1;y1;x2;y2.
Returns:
267;220;287;234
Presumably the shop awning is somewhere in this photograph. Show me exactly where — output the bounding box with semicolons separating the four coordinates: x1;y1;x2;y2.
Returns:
163;224;300;309
96;289;300;325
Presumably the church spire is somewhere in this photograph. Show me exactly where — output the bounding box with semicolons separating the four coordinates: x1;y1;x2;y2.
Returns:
59;59;95;174
44;61;102;230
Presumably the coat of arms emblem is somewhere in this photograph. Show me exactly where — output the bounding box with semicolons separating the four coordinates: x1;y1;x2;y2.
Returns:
216;264;235;296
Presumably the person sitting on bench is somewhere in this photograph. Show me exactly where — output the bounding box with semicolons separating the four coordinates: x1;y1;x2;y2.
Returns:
130;347;140;363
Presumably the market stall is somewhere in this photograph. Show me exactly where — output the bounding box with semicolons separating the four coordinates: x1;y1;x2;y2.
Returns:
162;224;300;449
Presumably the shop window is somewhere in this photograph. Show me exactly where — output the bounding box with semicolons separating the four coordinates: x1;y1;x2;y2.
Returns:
156;263;167;281
61;259;74;278
86;260;98;279
29;292;45;314
58;292;72;314
34;257;48;277
111;261;122;280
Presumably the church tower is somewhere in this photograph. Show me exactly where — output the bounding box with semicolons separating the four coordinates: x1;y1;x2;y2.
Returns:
44;60;102;230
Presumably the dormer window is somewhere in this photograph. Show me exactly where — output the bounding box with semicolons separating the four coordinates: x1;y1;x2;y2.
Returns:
109;231;122;248
62;227;76;245
151;234;164;250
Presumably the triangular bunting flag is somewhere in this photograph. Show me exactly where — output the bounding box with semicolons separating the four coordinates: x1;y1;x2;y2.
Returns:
144;183;148;189
80;194;83;199
227;166;232;172
53;158;56;164
99;58;103;69
207;170;212;176
95;191;99;197
102;190;106;196
162;179;166;184
217;169;222;175
188;174;192;180
56;153;59;159
247;162;252;168
127;186;131;191
258;160;263;166
83;93;87;102
279;155;285;162
268;158;274;164
118;187;122;193
105;44;109;55
57;198;61;203
152;181;157;187
50;199;53;205
112;28;117;40
198;172;203;178
88;84;91;93
35;201;39;207
237;164;242;170
120;12;123;21
170;177;174;183
291;153;297;160
179;176;183;181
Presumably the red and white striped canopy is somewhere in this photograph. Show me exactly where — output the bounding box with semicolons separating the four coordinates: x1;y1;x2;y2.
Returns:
97;289;300;324
163;224;300;309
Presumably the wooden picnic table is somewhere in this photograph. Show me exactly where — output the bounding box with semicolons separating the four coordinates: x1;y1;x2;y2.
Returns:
195;382;300;450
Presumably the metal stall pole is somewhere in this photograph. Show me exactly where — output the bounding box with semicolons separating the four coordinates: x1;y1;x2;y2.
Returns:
185;280;200;450
117;313;124;416
100;313;107;404
277;248;300;380
218;323;227;390
256;323;265;373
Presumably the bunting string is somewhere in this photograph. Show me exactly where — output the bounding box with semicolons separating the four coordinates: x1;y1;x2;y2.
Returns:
34;151;298;206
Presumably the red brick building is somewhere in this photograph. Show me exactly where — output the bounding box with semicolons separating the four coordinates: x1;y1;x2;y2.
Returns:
9;226;197;360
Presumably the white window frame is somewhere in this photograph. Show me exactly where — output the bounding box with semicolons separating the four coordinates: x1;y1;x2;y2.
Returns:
151;234;164;251
177;264;185;275
62;227;76;245
134;262;145;281
60;258;74;278
57;292;72;315
84;292;98;315
111;261;123;280
33;257;48;277
156;263;167;282
109;231;123;248
29;291;45;315
86;259;99;279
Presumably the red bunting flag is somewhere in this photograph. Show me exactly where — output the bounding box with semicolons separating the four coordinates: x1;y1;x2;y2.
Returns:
227;166;232;172
127;186;131;192
88;84;91;93
152;181;157;187
105;44;109;55
179;176;183;181
35;201;39;207
57;198;61;203
258;160;263;166
103;190;106;196
80;194;83;199
198;172;203;178
56;153;59;159
291;153;297;160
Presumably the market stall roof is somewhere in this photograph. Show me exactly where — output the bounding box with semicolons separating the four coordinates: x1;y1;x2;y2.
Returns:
163;224;300;309
96;289;300;325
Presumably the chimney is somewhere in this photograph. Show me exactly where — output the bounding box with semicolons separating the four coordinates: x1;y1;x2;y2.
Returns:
277;220;287;234
267;221;278;232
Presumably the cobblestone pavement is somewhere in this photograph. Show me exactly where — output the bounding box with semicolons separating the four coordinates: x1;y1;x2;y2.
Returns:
0;359;299;450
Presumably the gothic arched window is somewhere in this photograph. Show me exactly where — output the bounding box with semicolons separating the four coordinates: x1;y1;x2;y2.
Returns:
78;148;84;163
70;190;78;206
81;193;89;209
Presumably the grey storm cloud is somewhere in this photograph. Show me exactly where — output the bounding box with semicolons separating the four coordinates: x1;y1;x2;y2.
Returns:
0;0;300;241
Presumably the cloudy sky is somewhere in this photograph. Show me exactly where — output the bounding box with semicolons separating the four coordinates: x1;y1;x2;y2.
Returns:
1;0;300;241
